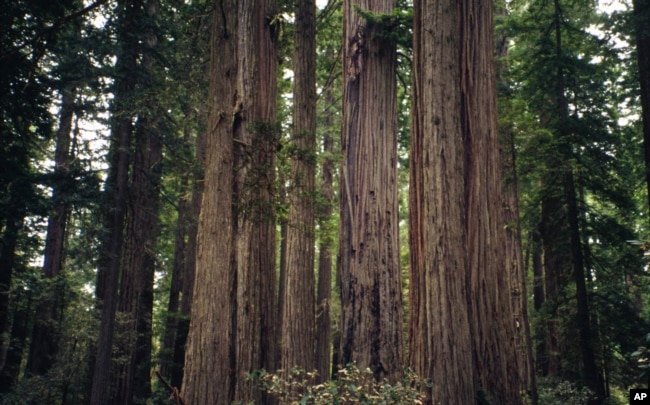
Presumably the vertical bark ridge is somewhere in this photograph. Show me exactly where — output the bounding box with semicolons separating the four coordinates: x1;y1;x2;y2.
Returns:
339;0;402;382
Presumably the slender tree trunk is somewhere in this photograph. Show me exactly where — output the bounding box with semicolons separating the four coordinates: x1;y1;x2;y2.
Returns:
532;228;548;376
281;0;317;373
90;1;140;403
497;50;538;405
567;173;605;403
634;0;650;219
495;6;537;402
315;111;335;383
0;216;25;392
339;0;402;382
181;0;278;402
553;1;604;400
171;124;205;390
113;1;162;402
26;85;75;377
0;288;32;393
159;143;189;381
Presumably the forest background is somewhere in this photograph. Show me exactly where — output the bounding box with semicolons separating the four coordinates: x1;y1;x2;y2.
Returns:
1;0;650;404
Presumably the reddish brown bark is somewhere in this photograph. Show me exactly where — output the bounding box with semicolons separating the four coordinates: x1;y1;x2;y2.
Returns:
181;1;278;403
281;0;318;373
338;0;403;382
409;0;525;403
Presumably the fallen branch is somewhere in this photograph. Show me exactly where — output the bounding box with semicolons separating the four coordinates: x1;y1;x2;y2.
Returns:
155;370;187;405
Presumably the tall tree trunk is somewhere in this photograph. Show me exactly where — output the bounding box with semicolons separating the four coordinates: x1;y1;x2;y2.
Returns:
410;0;525;403
0;287;32;393
553;1;604;400
113;0;162;402
461;0;523;402
634;0;650;219
181;0;278;402
26;85;75;377
315;108;335;383
409;1;473;400
567;174;604;403
531;229;547;376
338;0;402;382
0;215;25;392
281;0;317;373
496;35;537;405
114;120;162;404
159;135;189;381
171;124;205;390
90;1;140;402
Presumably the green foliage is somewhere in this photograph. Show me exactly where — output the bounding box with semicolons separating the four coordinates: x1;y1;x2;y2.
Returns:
353;5;412;50
535;377;595;405
631;333;650;382
249;364;426;404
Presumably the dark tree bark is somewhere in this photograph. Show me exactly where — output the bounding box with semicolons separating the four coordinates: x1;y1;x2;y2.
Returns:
26;84;75;377
634;0;650;219
170;124;205;390
281;0;317;373
89;1;140;402
112;0;163;402
523;0;607;399
315;110;335;383
181;0;278;402
338;0;403;382
159;137;189;381
496;30;537;404
0;219;19;391
0;287;32;393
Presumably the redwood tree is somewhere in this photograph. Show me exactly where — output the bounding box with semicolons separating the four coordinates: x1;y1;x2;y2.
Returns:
338;0;403;382
90;1;141;402
181;0;278;403
281;0;317;373
112;1;163;402
409;0;525;403
26;83;75;377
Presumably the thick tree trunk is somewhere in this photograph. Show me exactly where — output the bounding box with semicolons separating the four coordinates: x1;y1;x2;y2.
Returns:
181;0;278;402
410;0;525;403
281;0;317;373
462;1;523;401
90;1;140;403
233;2;278;399
409;1;473;401
338;0;402;382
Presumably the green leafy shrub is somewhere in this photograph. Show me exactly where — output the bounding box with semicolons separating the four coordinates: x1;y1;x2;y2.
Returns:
249;364;426;404
536;377;595;405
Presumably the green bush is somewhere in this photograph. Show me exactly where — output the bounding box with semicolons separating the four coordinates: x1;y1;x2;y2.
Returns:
249;364;426;404
536;377;595;405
